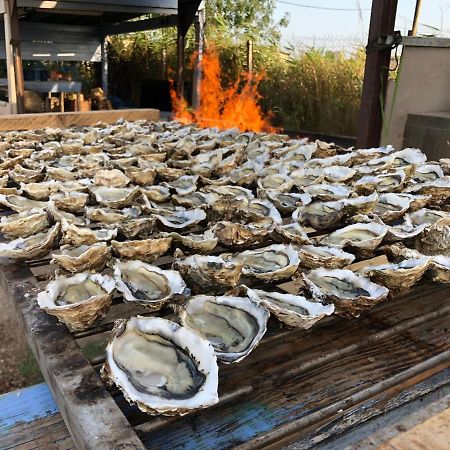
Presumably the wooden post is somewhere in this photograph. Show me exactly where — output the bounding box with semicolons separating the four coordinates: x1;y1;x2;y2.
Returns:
410;0;423;36
247;40;253;74
192;4;205;109
101;37;108;97
3;0;16;114
356;0;398;149
8;0;25;113
176;25;185;99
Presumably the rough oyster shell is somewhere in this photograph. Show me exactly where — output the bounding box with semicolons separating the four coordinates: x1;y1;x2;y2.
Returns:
37;272;114;330
101;316;219;416
226;244;300;282
359;257;430;291
293;200;345;230
257;174;293;192
0;208;49;238
125;167;157;186
391;148;427;168
46;166;76;182
264;191;311;214
154;208;206;230
0;194;46;212
162;229;218;252
111;236;172;262
173;250;243;295
172;191;218;209
51;243;110;273
373;193;411;222
323;166;356;183
415;217;450;256
291;168;324;187
409;208;449;226
117;217;154;240
412;164;444;183
273;222;311;245
303;183;351;202
321;222;389;253
403;178;450;206
303;268;389;317
176;294;269;363
0;223;60;260
343;192;378;216
93;169;130;188
354;170;406;194
211;221;273;248
61;220;117;246
246;288;334;329
114;259;187;309
141;185;171;203
163;175;198;195
9;165;45;184
429;255;450;284
298;244;355;269
50;191;88;213
91;186;141;209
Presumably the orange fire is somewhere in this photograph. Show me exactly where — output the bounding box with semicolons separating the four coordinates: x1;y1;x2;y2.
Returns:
170;48;275;133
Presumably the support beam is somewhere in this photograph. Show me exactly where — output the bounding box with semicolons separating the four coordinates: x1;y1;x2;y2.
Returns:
410;0;423;36
101;14;177;36
3;0;17;113
101;37;108;96
8;0;25;114
192;4;205;108
177;0;202;98
357;0;398;149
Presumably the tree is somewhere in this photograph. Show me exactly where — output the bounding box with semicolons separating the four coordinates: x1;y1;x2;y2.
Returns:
205;0;289;45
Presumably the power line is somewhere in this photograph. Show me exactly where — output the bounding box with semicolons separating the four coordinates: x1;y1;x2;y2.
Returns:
276;0;371;11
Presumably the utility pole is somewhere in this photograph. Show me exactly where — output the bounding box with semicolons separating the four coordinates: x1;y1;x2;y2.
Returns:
410;0;423;36
356;0;398;149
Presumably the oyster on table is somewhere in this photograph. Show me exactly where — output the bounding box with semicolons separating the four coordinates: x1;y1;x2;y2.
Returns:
111;236;172;263
0;208;49;238
175;294;269;363
51;243;110;273
37;272;115;330
101;317;219;416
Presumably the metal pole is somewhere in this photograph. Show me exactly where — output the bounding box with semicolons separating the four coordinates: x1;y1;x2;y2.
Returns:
410;0;423;36
192;5;205;109
247;40;253;74
9;0;24;113
356;0;398;149
3;0;17;114
101;37;109;97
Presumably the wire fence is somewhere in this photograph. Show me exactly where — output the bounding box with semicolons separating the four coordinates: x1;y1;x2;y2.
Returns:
284;34;368;55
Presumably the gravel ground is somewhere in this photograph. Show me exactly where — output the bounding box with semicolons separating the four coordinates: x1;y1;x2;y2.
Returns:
0;292;42;395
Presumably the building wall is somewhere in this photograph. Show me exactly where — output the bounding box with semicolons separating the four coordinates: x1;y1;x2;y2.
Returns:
381;38;450;153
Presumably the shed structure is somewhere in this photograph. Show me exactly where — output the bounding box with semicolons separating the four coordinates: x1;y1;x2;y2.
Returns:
1;0;203;113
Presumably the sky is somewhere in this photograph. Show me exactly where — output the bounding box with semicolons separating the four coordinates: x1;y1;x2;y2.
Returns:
274;0;450;44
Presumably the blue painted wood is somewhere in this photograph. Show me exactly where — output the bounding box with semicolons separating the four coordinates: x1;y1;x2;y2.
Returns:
0;383;59;434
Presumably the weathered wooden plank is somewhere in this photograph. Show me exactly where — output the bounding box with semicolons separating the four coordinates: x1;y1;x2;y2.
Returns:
0;263;145;450
0;109;160;131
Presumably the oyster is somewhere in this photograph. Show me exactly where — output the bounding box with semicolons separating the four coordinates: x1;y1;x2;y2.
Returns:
50;191;88;214
385;216;428;242
246;288;334;329
176;295;269;363
101;317;219;415
114;260;187;309
162;229;218;252
46;166;76;182
416;217;450;256
429;255;450;284
298;244;355;269
154;208;206;230
117;217;154;240
51;243;110;273
303;183;351;202
211;221;273;248
9;165;45;184
173;250;243;295
359;257;430;291
303;268;389;317
264;191;311;214
291;168;324;187
354;170;407;194
91;186;141;209
409;208;449;226
273;222;311;245
93;169;130;188
293;200;345;230
61;220;117;246
321;222;389;254
343;192;379;216
373;193;411;222
125;167;157;186
323;166;356;183
47;201;85;226
257;173;293;192
0;223;60;260
0;208;49;238
141;186;171;203
164;175;198;195
403;178;450;206
37;272;115;330
391;148;426;168
412;164;444;183
111;236;172;262
20;180;60;200
226;244;300;282
172;191;218;209
0;194;46;212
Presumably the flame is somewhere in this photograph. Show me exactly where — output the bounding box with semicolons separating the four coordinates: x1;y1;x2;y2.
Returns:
170;48;275;133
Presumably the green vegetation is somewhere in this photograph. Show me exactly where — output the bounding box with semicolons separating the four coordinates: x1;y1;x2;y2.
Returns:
108;0;365;137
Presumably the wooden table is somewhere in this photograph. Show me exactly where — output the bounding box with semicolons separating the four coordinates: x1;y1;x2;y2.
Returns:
0;245;449;449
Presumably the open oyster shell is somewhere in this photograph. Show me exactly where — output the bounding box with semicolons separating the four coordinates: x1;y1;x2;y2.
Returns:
415;217;450;256
101;316;219;416
0;194;46;212
93;169;130;187
264;191;311;214
154;208;206;230
429;255;450;284
373;193;411;222
293;200;345;230
343;192;379;216
359;257;430;291
50;191;88;214
51;243;110;273
111;236;172;262
162;229;218;252
354;170;407;194
37;272;115;330
225;244;300;282
0;208;49;238
246;288;334;329
124;167;157;186
61;220;117;246
303;268;389;317
21;180;60;200
10;165;45;184
298;244;355;269
176;295;269;363
0;223;60;260
114;259;187;310
303;183;351;202
173;249;243;295
91;186;141;209
273;222;311;245
211;220;274;248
